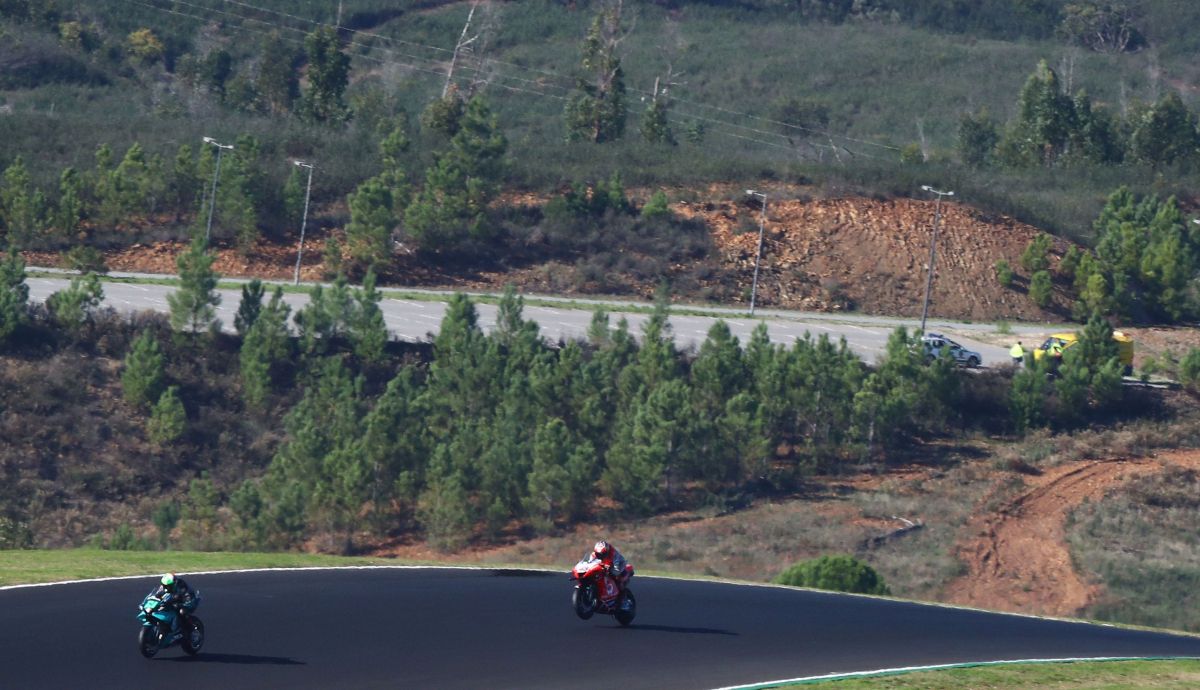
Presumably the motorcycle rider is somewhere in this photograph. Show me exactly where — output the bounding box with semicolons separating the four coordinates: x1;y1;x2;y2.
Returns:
151;573;197;633
591;540;633;591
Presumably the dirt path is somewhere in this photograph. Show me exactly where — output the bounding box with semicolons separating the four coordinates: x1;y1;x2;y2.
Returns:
944;451;1200;617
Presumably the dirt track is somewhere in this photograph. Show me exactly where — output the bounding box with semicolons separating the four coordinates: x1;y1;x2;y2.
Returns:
944;451;1200;617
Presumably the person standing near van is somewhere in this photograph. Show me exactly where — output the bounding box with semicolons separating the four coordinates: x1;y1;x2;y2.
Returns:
1010;341;1025;367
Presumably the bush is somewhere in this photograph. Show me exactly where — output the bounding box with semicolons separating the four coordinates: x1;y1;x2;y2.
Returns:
1029;270;1053;307
994;259;1014;288
773;554;890;595
1181;348;1200;392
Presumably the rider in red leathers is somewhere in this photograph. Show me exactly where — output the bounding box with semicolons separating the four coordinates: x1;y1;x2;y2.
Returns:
591;540;633;591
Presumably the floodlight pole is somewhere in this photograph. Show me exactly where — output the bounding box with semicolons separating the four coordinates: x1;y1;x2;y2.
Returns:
746;189;768;315
919;185;954;334
292;160;315;285
201;137;234;246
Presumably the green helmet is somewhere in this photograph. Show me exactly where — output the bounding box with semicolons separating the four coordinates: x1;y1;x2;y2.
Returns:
160;573;176;590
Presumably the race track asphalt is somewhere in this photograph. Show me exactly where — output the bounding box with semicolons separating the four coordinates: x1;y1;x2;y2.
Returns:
2;567;1198;690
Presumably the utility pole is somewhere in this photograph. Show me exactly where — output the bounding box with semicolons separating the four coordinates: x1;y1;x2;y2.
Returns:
745;189;768;315
293;160;315;285
919;185;954;334
201;137;234;246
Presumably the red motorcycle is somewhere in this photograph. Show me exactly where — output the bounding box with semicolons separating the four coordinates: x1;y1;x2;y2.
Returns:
570;556;636;626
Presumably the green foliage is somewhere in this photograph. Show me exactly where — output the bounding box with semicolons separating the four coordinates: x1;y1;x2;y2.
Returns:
405;96;506;251
1020;233;1052;273
240;286;292;410
641;190;671;219
0;248;30;345
564;1;627;143
1001;60;1075;167
1029;270;1053;308
125;28;164;65
351;269;388;363
299;26;350;123
640;92;674;145
257;31;299;115
147;385;187;445
180;471;220;549
168;235;221;334
151;501;180;549
1010;356;1050;432
234;279;264;337
773;554;890;595
1180;348;1200;392
46;271;103;338
958;109;999;166
121;330;165;410
994;259;1014;288
1058;2;1141;53
1;156;44;248
345;175;396;269
1091;188;1199;322
1130;92;1199;167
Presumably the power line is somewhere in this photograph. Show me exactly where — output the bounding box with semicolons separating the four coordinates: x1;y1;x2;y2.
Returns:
125;0;892;160
205;0;898;152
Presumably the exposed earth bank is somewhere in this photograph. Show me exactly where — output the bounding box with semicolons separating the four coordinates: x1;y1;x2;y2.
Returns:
25;192;1074;323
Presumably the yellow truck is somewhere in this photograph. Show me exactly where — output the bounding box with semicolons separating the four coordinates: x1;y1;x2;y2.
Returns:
1033;331;1134;375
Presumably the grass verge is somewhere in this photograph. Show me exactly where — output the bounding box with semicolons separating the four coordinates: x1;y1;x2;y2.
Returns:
769;658;1200;688
0;549;407;587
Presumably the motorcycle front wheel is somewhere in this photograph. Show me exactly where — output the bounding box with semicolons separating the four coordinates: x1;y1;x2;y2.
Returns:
182;617;205;656
138;627;159;658
572;584;596;620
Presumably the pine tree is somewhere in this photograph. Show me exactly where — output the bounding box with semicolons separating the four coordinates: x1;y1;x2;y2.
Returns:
258;30;299;115
405;96;507;250
1131;91;1199;167
1000;60;1075;166
300;26;350;123
957;108;999;166
1010;356;1050;432
122;329;165;409
0;248;29;345
46;271;103;339
1029;270;1053;308
54;167;84;239
564;0;628;143
345;175;395;269
352;269;388;362
240;286;292;410
148;385;187;445
168;235;222;334
1;157;42;247
234;278;265;336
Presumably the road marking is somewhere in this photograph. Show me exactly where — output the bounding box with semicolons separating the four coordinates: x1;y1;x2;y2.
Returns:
710;656;1200;690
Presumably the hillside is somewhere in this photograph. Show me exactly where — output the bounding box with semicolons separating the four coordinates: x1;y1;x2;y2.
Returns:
26;191;1071;322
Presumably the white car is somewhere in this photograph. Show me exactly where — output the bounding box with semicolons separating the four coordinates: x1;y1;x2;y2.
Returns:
921;333;982;368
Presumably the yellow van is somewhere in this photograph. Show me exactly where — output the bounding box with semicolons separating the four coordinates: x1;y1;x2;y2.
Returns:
1033;331;1134;375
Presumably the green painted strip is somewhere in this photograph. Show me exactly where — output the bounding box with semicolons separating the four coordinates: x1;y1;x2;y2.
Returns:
713;656;1200;689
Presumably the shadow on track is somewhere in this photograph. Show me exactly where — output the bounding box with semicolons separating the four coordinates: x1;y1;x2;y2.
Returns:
612;624;738;636
160;653;306;665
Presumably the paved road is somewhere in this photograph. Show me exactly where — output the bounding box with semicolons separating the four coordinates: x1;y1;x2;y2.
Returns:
2;568;1197;690
26;276;1024;366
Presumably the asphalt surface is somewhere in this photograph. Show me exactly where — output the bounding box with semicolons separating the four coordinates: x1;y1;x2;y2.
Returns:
3;568;1198;689
25;276;1018;366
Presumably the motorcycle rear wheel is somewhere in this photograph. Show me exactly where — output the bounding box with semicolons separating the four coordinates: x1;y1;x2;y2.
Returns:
138;627;159;659
182;617;205;656
615;589;636;627
572;584;596;620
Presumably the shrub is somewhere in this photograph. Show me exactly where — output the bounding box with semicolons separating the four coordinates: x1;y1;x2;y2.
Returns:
1029;270;1053;307
147;385;186;445
994;259;1014;288
773;554;890;595
1181;348;1200;392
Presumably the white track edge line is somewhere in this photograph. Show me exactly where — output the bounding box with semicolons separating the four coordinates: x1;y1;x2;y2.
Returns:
709;656;1200;690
